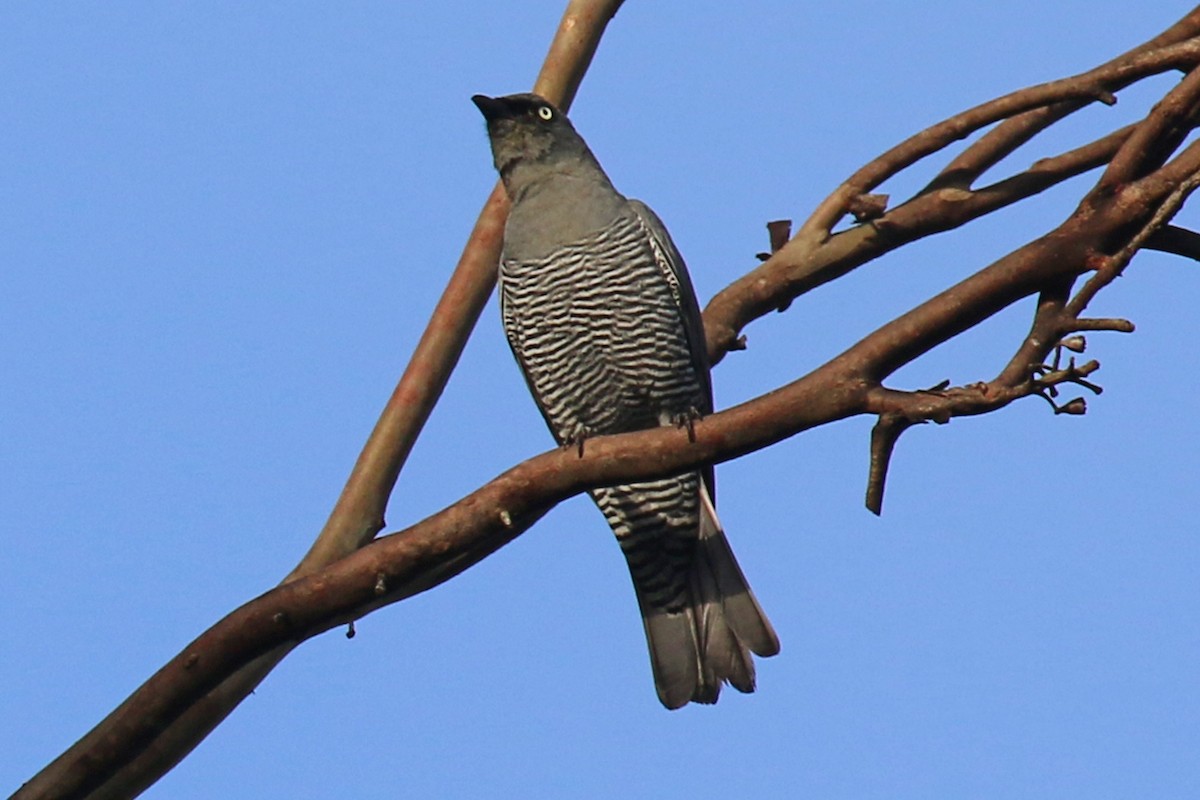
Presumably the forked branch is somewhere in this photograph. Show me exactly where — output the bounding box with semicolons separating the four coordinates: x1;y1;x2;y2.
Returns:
15;6;1200;800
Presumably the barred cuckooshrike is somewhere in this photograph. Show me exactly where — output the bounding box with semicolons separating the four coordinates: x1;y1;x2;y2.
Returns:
473;92;778;708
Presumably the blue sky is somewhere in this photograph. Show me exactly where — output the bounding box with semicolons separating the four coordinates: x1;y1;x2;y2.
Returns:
3;3;1198;798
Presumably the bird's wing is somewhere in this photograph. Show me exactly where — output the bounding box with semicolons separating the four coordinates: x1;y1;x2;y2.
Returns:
627;199;716;498
626;199;712;410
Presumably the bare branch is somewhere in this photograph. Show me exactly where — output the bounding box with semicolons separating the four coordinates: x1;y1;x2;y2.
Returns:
866;414;918;516
18;9;1200;800
298;0;627;576
1097;60;1200;190
854;67;1200;504
848;59;1200;504
1069;144;1200;319
703;122;1108;365
801;36;1200;241
1071;318;1136;333
1144;224;1200;260
15;3;630;800
704;32;1200;364
931;7;1200;190
16;360;860;800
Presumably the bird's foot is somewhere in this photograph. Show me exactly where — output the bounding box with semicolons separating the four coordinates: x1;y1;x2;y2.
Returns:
562;422;592;457
672;407;703;443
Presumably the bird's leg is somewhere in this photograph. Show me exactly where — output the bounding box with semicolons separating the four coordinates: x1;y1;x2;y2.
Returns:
562;421;592;457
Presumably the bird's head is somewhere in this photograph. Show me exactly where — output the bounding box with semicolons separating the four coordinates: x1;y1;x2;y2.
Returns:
472;93;596;187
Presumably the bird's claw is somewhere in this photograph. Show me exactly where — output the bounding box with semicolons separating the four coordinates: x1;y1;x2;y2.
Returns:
673;408;703;443
563;422;592;457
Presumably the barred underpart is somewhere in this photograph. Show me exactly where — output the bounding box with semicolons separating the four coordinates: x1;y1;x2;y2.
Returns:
594;475;700;612
501;207;707;611
501;208;707;440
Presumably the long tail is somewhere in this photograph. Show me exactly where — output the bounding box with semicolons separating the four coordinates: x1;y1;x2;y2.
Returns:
634;482;780;709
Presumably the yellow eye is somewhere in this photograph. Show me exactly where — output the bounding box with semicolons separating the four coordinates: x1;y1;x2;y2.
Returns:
537;106;553;121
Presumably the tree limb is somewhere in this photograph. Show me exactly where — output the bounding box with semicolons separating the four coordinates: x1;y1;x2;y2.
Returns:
1144;224;1200;260
704;21;1200;364
14;3;628;800
16;7;1200;800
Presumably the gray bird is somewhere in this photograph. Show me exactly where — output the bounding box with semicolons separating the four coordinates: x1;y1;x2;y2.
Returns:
473;92;779;709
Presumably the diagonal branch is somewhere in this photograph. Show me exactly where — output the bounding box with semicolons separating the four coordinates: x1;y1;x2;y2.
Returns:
297;0;626;577
702;124;1123;365
18;3;629;800
799;35;1200;242
857;63;1200;510
704;27;1200;364
18;9;1200;800
865;413;919;516
28;39;1200;795
1145;223;1200;260
1097;60;1200;191
930;7;1200;191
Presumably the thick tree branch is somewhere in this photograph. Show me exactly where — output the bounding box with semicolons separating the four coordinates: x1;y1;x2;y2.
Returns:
297;0;626;579
17;8;1200;800
28;50;1200;793
857;63;1200;510
14;3;628;800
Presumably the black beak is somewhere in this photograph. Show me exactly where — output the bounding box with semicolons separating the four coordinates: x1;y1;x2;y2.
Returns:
471;94;509;121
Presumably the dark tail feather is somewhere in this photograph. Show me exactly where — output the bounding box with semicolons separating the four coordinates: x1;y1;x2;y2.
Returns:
634;483;779;709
